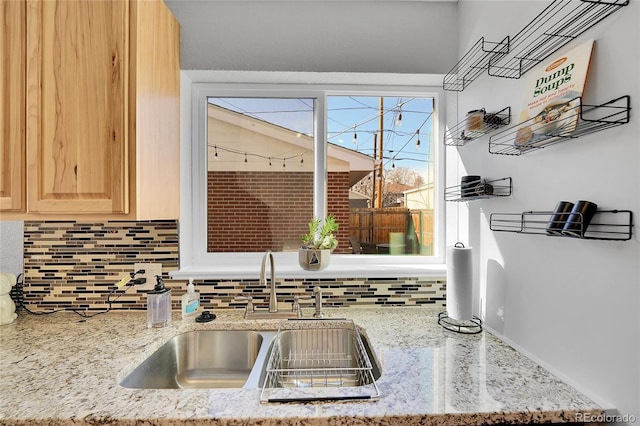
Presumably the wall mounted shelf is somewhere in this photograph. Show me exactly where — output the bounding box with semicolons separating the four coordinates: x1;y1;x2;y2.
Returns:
445;177;512;202
487;0;629;80
443;36;510;92
445;107;511;146
490;209;633;241
488;95;630;155
443;0;629;91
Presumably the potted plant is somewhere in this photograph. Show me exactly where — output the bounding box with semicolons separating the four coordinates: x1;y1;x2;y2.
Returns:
298;215;338;271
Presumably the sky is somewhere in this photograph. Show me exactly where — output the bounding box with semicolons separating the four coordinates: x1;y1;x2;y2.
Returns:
208;96;435;182
327;96;434;176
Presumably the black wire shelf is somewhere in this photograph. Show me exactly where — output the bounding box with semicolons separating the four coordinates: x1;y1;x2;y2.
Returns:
490;209;633;241
443;36;510;92
488;95;630;155
445;177;512;202
442;0;629;91
445;106;511;146
488;0;629;80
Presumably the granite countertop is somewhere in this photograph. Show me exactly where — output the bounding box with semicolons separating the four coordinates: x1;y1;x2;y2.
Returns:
0;306;602;425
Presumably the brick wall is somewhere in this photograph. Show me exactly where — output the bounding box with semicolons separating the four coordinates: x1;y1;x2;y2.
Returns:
327;171;350;254
207;171;350;253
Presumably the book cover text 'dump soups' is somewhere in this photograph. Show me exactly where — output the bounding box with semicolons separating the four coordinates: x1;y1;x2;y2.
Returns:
515;39;594;150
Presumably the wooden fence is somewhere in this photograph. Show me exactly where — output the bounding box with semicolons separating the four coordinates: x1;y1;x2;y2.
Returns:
349;207;434;255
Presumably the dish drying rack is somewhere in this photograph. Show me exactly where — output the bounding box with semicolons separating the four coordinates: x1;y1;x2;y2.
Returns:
260;319;381;403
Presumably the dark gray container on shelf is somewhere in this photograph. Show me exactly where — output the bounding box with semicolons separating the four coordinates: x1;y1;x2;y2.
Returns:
562;200;598;237
546;201;574;235
460;175;481;198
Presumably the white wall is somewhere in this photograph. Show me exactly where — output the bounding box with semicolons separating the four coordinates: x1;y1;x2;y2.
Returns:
165;0;458;74
452;1;640;423
0;221;23;275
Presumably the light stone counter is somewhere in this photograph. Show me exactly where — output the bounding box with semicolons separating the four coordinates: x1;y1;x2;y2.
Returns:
0;307;602;425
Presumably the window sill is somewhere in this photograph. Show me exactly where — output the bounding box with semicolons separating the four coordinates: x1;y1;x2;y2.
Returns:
170;253;446;280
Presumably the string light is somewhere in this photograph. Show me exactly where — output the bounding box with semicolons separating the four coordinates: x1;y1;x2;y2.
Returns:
325;97;434;171
211;97;433;172
207;144;307;166
381;113;433;169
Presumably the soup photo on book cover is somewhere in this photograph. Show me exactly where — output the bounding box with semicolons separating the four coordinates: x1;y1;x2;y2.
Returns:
515;39;594;150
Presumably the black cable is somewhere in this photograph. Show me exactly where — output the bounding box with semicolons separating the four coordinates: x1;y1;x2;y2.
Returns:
15;273;138;320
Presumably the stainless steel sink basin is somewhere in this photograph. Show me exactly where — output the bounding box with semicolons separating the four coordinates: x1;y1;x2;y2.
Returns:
119;330;275;389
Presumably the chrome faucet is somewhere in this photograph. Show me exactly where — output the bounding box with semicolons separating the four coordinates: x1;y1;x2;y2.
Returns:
236;251;300;319
261;250;277;313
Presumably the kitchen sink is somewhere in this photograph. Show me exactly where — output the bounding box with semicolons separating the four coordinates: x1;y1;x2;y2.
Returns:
118;321;382;399
119;330;276;389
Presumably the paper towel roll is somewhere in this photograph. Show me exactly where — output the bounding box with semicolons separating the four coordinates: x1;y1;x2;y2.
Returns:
446;243;473;322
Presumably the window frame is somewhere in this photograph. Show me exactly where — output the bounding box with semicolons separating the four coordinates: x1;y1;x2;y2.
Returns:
172;79;446;280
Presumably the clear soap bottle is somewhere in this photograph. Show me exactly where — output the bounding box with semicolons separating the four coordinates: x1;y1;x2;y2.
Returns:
181;278;200;319
147;276;172;328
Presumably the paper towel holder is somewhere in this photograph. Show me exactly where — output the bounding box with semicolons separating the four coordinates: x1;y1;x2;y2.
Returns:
440;241;483;334
438;311;483;334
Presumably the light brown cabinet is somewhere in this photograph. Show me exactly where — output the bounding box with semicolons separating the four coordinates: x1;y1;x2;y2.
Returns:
0;1;26;212
1;0;180;220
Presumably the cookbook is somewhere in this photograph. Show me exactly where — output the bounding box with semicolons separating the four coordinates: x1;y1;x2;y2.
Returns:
515;39;594;149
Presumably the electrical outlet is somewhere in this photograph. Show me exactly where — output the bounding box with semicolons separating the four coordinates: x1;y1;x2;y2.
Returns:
133;262;163;291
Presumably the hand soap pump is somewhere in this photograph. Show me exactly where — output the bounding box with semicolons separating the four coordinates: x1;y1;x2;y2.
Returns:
147;275;172;328
181;278;200;319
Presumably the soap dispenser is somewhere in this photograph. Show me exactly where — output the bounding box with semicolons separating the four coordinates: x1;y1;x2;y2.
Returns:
181;278;200;319
147;275;172;328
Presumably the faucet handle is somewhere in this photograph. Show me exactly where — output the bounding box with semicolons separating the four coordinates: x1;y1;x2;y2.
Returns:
234;295;254;315
313;286;325;318
292;295;313;318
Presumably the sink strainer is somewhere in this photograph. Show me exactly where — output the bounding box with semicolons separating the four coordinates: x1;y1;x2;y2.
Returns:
260;319;381;403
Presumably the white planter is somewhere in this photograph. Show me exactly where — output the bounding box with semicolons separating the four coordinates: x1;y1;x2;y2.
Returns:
298;248;330;271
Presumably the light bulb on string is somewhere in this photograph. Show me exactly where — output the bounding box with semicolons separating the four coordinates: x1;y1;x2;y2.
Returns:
300;154;304;168
396;110;402;126
268;157;272;167
244;153;248;165
282;158;286;168
415;130;421;151
214;146;219;160
353;131;358;144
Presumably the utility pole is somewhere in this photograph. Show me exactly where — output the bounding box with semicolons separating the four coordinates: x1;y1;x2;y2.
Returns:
371;133;377;208
375;97;384;209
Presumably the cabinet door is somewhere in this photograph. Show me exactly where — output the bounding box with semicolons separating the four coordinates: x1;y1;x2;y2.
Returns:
0;1;26;212
26;0;128;214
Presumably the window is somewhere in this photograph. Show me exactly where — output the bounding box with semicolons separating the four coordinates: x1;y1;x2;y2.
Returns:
206;97;315;253
177;80;445;279
327;95;435;256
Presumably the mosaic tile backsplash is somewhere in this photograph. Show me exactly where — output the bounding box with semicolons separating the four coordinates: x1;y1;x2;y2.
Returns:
21;221;445;313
